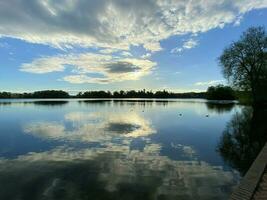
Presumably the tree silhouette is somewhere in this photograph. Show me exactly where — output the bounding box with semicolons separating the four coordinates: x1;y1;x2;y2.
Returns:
206;85;236;100
219;26;267;105
0;90;207;99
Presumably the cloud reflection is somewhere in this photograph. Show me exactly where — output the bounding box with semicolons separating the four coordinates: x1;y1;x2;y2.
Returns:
0;142;238;200
24;111;156;142
4;106;240;199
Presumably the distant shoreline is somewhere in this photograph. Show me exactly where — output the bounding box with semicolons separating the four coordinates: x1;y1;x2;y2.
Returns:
0;90;207;99
0;98;238;104
0;89;242;101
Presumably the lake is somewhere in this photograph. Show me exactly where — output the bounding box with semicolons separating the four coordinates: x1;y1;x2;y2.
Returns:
0;99;266;200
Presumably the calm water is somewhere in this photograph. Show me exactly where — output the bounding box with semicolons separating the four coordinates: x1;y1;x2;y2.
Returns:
0;99;266;200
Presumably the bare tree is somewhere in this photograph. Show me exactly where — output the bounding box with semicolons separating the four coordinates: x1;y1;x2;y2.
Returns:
219;26;267;105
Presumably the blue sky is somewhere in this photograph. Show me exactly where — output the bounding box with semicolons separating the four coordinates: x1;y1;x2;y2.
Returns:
0;0;267;94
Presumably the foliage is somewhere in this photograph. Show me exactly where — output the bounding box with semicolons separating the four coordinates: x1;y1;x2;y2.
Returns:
77;91;112;98
234;91;253;105
219;26;267;104
0;90;69;99
0;90;206;99
206;85;236;100
76;90;206;98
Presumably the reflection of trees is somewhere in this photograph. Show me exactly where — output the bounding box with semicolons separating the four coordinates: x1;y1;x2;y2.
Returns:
113;100;154;107
33;101;69;106
218;107;267;175
0;102;12;106
205;102;235;114
79;100;171;107
0;101;69;107
79;100;112;104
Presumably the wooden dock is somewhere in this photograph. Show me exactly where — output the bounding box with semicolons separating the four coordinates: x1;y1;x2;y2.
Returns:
230;143;267;200
252;167;267;200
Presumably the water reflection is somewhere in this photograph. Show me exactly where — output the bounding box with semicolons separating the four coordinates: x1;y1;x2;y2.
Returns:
33;101;69;106
0;100;69;107
0;142;238;200
205;102;235;114
24;111;156;142
0;99;243;199
79;99;112;104
218;107;267;175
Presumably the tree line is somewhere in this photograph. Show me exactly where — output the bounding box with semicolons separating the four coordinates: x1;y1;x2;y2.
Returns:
77;90;207;98
0;90;69;99
0;90;207;99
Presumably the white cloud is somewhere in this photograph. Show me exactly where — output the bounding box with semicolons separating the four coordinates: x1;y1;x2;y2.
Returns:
21;56;66;74
62;75;110;84
20;52;156;83
99;48;120;54
194;80;225;86
141;53;152;59
0;0;266;52
171;38;199;54
183;39;198;49
120;51;132;57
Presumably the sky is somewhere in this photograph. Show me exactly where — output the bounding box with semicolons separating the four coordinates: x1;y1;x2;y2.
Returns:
0;0;267;94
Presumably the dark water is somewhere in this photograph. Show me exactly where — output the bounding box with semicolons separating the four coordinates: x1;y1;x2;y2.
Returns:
0;99;266;200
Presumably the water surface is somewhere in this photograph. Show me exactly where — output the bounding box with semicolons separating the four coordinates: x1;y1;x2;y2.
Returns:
0;99;264;200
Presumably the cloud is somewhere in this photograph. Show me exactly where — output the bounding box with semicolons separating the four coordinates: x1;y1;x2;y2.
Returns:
183;39;198;49
194;80;225;86
20;56;66;74
62;75;111;84
105;61;141;73
141;53;152;59
0;0;266;52
171;38;199;54
99;48;120;54
20;53;156;83
120;51;132;57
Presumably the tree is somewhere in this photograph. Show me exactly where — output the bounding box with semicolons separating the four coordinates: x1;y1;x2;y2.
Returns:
31;90;69;98
219;26;267;105
206;85;236;100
